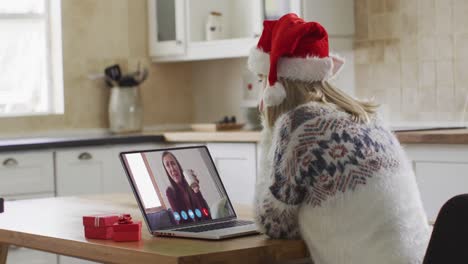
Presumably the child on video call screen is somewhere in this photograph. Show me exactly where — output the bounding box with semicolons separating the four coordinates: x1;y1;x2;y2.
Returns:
122;147;235;230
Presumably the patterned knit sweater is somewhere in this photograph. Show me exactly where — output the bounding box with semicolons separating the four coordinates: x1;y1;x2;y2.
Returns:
255;101;430;264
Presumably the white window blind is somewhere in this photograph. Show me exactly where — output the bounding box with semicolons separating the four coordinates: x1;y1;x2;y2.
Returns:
0;0;63;116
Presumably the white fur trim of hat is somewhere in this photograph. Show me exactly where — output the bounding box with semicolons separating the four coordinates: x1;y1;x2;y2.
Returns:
248;48;345;84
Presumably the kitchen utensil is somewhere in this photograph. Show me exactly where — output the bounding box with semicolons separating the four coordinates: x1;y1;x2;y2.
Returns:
135;68;148;84
117;63;148;87
104;64;122;82
118;76;139;87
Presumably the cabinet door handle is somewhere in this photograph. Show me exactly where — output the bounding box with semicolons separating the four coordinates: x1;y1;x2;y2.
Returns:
3;158;18;167
78;152;92;160
176;40;183;45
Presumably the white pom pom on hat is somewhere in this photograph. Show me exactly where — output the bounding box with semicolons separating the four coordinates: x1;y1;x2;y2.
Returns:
248;13;345;107
263;81;287;106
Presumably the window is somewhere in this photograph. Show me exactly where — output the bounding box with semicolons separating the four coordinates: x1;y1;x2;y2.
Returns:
0;0;63;116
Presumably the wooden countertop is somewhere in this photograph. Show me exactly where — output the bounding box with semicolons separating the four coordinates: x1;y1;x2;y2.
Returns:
163;131;261;143
395;129;468;144
163;129;468;145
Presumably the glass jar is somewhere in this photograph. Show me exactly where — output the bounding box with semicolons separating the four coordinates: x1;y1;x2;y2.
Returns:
108;86;143;133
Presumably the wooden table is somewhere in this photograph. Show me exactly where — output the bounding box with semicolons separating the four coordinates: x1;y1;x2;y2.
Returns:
0;194;308;264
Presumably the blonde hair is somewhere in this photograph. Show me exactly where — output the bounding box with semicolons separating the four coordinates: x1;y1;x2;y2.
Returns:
263;78;378;128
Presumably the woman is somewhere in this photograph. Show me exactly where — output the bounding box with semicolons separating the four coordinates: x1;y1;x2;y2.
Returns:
162;152;211;223
249;14;430;263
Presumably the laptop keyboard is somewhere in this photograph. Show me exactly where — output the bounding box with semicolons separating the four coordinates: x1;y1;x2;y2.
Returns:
174;220;254;233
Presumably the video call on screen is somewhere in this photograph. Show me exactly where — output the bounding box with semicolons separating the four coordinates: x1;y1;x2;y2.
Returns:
123;147;235;230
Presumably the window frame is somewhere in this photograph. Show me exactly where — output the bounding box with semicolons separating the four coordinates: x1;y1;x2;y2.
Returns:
0;0;63;117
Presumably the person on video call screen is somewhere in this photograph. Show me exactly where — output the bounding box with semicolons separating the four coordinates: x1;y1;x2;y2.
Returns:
161;151;212;224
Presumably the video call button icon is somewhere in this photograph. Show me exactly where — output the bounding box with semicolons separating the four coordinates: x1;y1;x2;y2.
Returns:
195;208;202;218
202;208;209;217
188;209;195;219
173;212;181;221
181;210;188;220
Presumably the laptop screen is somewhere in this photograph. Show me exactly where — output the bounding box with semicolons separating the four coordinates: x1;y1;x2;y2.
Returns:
121;146;236;231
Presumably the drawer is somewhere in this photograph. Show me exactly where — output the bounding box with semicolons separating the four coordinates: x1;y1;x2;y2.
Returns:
56;148;110;196
0;152;54;196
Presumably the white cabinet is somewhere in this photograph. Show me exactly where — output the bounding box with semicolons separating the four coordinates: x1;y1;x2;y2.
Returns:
56;143;162;196
206;143;257;206
56;147;111;196
147;0;301;62
147;0;357;62
0;152;54;197
405;144;468;222
148;0;186;56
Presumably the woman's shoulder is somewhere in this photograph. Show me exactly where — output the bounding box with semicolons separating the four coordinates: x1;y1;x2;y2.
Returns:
274;101;339;134
272;101;387;146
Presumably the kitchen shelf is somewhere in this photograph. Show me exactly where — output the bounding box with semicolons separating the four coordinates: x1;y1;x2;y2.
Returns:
152;37;259;62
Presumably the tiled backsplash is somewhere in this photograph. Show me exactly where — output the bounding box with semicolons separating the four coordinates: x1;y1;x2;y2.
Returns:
354;0;468;123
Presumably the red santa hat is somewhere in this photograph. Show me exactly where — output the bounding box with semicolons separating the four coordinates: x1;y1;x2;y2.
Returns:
248;13;345;107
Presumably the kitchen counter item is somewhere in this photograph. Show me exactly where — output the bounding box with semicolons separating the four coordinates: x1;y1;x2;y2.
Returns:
108;86;143;134
206;11;223;41
191;123;245;132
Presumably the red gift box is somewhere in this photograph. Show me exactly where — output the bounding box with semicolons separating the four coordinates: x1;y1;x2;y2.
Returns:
83;214;120;240
113;214;142;242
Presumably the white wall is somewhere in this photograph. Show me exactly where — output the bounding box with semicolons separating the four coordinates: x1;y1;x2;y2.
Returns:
190;58;247;123
329;37;355;97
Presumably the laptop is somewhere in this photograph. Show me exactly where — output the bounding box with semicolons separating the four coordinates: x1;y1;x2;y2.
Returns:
119;145;258;240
